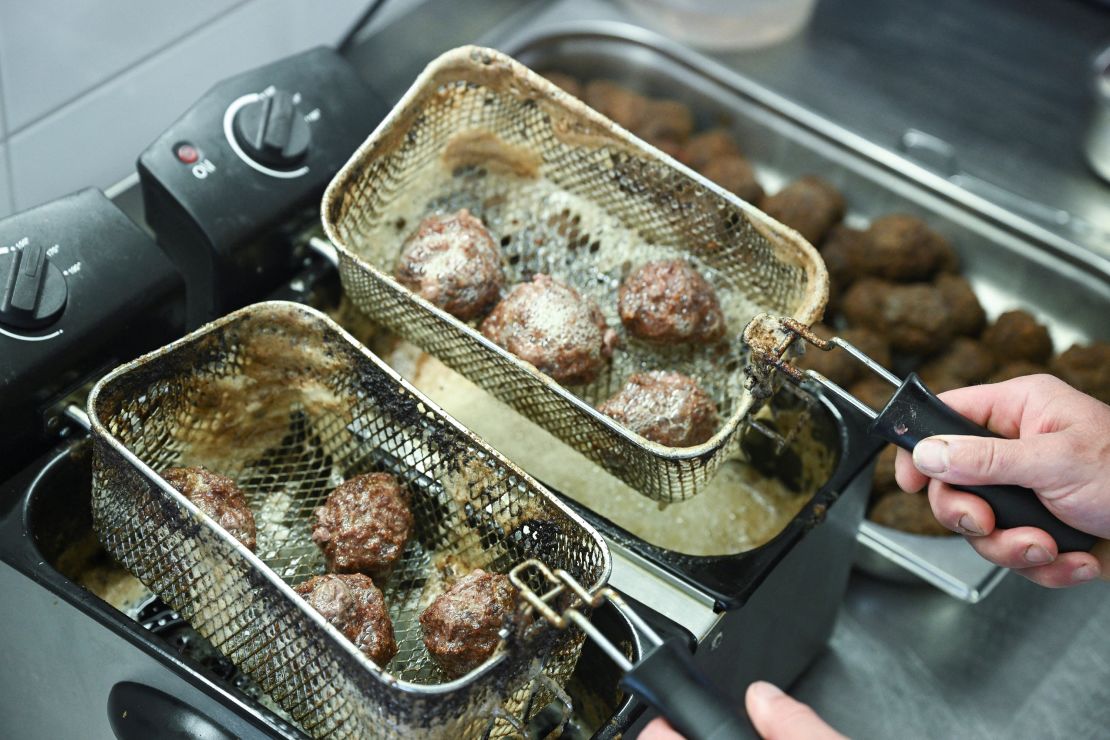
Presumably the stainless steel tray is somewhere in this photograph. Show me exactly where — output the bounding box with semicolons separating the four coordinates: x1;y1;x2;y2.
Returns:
505;22;1110;601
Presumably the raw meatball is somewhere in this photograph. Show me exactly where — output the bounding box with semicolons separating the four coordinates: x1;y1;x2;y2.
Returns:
395;210;504;321
680;129;742;172
312;473;413;578
597;371;719;447
699;156;764;204
618;260;726;345
541;71;581;99
988;360;1050;384
796;324;891;388
420;569;517;678
850;376;895;413
759;176;846;245
918;337;996;389
295;574;397;666
584;80;647;131
481;274;618;385
859;215;950;282
161;467;256;552
871;444;899;495
869;491;952;536
1051;343;1110;404
934;274;986;337
981;310;1053;365
841;278;953;355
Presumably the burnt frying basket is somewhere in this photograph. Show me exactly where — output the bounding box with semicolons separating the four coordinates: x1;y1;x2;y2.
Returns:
87;302;610;738
322;46;828;502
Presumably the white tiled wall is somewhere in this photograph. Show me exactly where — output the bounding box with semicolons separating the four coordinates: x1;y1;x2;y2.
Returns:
0;0;369;218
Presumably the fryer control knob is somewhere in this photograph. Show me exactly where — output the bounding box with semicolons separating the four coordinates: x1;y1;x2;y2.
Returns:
0;242;67;330
232;88;311;168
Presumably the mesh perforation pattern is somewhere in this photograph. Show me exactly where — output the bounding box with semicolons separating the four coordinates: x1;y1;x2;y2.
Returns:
88;302;609;738
322;46;828;502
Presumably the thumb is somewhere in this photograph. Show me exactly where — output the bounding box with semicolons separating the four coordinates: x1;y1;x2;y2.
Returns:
745;681;844;740
911;433;1066;491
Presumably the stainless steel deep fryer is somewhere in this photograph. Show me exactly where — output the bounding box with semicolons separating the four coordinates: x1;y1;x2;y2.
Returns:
321;46;827;502
87;301;610;739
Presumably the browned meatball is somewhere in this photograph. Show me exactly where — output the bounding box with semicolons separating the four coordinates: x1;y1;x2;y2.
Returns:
699;155;764;204
871;444;899;495
796;325;891;388
420;569;517;678
934;274;986;337
759;176;846;245
918;337;996;389
161;467;256;551
481;274;618;386
312;473;413;578
869;491;952;536
841;278;953;355
820;225;867;309
394;210;504;321
859;215;951;282
981;310;1053;365
1051;342;1110;405
597;371;719;447
988;360;1050;384
584;80;647;131
851;376;896;413
680;129;742;171
635;99;695;149
295;574;397;666
541;71;581;99
619;260;726;345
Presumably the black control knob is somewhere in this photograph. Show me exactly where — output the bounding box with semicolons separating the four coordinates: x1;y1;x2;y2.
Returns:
0;243;67;330
232;89;311;168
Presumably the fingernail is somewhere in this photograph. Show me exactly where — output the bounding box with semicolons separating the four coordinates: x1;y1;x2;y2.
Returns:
1073;565;1097;582
1023;544;1053;565
956;513;986;536
748;681;784;703
913;439;949;475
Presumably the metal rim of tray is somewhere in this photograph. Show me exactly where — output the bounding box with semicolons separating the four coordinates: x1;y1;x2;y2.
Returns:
86;300;613;698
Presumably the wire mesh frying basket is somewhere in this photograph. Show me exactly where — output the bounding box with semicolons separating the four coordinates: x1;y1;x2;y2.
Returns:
88;302;610;738
322;46;828;502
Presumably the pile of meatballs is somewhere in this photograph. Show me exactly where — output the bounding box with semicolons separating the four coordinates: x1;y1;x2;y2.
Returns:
395;209;726;449
542;72;1110;536
160;466;517;678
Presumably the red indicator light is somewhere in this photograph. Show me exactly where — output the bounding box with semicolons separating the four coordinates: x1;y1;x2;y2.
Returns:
175;144;200;164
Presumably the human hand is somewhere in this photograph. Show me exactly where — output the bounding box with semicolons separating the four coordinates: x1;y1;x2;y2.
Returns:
894;374;1110;587
637;681;843;739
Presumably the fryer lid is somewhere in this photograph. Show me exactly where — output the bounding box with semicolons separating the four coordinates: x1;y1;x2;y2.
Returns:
87;301;609;738
322;45;827;502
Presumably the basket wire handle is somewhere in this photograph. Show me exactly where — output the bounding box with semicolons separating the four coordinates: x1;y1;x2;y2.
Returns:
510;559;753;740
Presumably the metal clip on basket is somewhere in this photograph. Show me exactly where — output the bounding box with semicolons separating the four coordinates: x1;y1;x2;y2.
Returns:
87;302;611;738
322;45;827;502
511;559;752;740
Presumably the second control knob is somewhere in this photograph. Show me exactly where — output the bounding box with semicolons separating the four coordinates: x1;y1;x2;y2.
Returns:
232;89;311;168
0;243;68;330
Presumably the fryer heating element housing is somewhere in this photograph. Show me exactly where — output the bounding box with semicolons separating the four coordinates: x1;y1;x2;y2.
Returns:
322;45;827;502
87;302;610;738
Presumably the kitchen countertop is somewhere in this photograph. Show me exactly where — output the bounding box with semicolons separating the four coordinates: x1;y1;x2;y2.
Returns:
348;1;1110;738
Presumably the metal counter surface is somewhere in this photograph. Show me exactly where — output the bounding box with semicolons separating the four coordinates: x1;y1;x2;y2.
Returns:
348;2;1110;738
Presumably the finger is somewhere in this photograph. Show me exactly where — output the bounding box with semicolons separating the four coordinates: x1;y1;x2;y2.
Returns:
745;681;845;740
894;447;928;493
1013;551;1102;588
639;718;685;739
962;525;1059;569
933;374;1066;438
912;433;1070;491
927;480;996;536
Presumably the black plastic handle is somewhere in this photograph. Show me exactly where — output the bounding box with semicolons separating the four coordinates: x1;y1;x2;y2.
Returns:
107;681;237;740
870;373;1097;553
620;637;753;740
